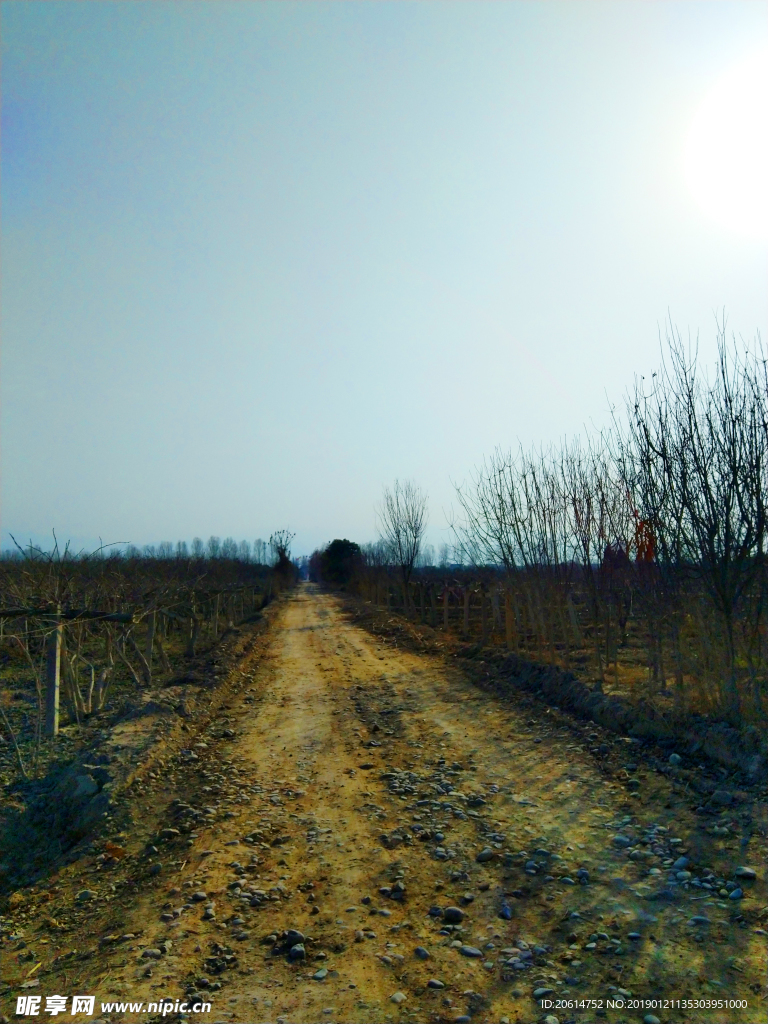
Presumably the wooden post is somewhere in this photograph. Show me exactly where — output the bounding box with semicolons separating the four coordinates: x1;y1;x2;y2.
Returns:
45;608;62;737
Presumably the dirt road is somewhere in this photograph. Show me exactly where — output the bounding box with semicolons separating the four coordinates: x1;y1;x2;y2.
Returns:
5;586;765;1024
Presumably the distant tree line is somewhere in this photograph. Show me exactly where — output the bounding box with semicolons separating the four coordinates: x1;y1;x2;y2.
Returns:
2;537;272;565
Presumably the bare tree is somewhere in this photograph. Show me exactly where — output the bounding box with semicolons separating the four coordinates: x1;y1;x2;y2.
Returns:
621;318;768;720
221;537;238;560
450;448;529;572
270;530;295;566
377;480;428;609
417;543;435;568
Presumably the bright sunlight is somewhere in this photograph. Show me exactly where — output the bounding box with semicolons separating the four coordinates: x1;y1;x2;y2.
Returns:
683;47;768;240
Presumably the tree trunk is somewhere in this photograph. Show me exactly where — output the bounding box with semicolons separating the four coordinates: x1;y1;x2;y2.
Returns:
114;636;143;688
604;598;614;683
724;614;741;720
60;643;83;725
155;619;172;674
144;611;155;687
128;633;152;686
504;589;516;651
94;667;113;711
186;615;200;658
587;584;605;690
527;586;544;662
491;587;501;630
566;592;583;647
537;585;556;665
671;616;685;714
557;599;570;669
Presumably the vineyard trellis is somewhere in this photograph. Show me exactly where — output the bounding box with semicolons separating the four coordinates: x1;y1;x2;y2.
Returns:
0;546;287;778
0;585;265;740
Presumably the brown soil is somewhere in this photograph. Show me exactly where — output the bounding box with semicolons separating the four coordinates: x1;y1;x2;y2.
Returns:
1;585;766;1024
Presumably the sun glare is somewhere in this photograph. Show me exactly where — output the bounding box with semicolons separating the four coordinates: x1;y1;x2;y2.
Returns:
683;47;768;240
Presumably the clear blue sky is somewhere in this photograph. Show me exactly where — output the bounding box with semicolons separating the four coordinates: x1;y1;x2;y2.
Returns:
2;1;766;557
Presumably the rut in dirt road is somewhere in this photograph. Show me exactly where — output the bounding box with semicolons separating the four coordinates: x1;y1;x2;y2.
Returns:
17;585;765;1024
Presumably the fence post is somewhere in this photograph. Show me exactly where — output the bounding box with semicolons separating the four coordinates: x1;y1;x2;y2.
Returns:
45;607;62;737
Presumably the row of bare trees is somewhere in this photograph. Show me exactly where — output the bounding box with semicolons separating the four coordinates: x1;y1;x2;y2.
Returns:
0;531;298;776
354;321;766;725
2;536;272;565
